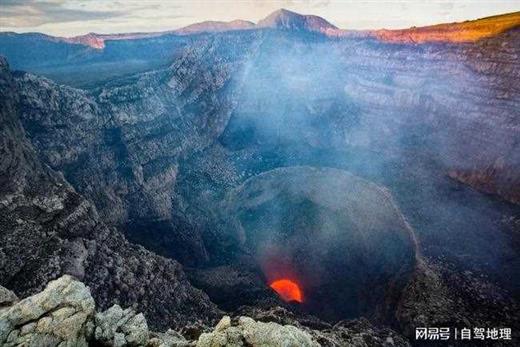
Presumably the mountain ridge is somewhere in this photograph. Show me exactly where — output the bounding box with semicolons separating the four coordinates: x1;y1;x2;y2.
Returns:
256;8;338;33
3;9;519;49
370;10;520;43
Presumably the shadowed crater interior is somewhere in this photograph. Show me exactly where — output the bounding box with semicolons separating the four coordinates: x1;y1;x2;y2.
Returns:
222;166;419;322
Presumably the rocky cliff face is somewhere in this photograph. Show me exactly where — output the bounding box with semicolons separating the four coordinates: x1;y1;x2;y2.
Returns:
371;11;520;43
11;33;260;265
0;57;220;331
336;28;520;204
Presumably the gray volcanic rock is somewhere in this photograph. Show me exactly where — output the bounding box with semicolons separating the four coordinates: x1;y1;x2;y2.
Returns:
197;315;318;347
0;276;177;347
94;304;149;346
0;275;94;347
12;34;260;265
1;275;410;346
0;61;220;331
225;307;411;347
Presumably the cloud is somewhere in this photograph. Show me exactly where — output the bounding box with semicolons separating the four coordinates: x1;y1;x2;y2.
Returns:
283;0;331;8
0;0;124;27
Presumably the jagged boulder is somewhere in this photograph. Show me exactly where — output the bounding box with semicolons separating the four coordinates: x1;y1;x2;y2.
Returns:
94;304;149;346
0;275;95;347
147;329;193;347
197;315;318;347
0;275;195;347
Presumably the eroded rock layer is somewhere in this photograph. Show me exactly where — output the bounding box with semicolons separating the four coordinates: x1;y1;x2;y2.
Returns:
0;58;219;331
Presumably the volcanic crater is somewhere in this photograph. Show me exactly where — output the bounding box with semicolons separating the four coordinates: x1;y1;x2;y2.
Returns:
207;166;420;323
1;7;519;345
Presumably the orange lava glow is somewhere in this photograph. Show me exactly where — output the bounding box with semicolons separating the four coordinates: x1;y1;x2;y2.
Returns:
269;279;303;303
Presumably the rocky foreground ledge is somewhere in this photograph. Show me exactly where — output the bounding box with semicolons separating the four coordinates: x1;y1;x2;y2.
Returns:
0;275;409;347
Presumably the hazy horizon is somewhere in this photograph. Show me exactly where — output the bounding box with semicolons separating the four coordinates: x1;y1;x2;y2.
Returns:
0;0;519;37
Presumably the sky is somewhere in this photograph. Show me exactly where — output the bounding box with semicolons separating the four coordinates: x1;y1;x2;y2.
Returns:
1;0;519;37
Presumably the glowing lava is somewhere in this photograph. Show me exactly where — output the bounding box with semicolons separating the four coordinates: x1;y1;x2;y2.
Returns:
269;279;303;303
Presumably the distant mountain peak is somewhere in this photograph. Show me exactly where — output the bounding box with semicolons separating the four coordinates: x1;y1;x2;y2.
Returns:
257;8;338;33
64;33;105;49
266;8;296;17
7;9;517;51
176;19;255;35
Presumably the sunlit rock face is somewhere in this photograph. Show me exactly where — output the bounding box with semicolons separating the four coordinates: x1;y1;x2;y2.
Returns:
222;166;418;322
371;11;520;43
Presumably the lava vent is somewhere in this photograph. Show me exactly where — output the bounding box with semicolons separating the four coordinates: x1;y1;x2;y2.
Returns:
224;166;419;322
